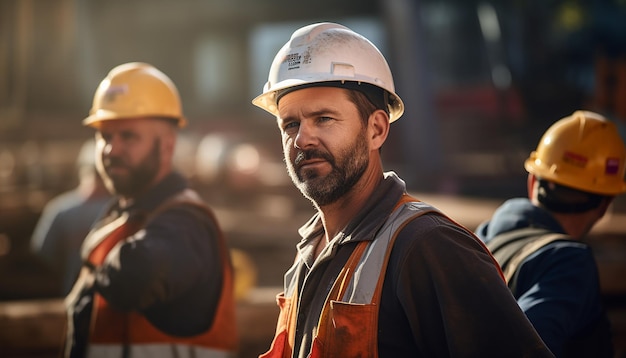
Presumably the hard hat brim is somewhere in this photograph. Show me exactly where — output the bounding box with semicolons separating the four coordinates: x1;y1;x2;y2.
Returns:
252;80;404;123
83;111;187;129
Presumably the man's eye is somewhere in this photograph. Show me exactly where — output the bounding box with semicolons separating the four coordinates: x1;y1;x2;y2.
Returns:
318;116;333;123
121;132;138;141
283;121;299;131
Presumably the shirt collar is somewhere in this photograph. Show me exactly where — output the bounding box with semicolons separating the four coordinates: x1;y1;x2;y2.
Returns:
297;171;407;248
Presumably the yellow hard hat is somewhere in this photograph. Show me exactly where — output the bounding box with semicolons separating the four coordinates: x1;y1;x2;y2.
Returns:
83;62;186;128
252;22;404;122
525;110;626;195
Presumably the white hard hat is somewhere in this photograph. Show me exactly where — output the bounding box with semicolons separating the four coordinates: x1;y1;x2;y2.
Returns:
252;22;404;122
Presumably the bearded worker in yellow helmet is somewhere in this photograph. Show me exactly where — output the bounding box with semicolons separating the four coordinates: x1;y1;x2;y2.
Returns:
476;110;625;357
64;62;238;358
252;22;553;358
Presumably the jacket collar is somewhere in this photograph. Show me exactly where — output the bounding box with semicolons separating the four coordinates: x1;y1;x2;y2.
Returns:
476;197;566;243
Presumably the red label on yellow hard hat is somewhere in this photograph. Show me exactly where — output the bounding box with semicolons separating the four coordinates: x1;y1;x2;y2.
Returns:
562;151;588;168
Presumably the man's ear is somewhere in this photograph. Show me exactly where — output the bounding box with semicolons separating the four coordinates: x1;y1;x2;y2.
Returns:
368;109;390;151
164;131;177;159
157;121;178;160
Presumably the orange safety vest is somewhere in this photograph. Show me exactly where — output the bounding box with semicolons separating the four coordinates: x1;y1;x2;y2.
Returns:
260;195;502;358
67;189;238;358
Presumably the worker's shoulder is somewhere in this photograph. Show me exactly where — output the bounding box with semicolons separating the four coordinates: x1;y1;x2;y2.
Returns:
393;208;474;247
398;201;462;229
530;238;593;262
149;191;217;226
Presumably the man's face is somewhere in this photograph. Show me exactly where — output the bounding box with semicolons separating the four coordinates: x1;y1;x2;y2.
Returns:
277;87;370;206
94;118;167;198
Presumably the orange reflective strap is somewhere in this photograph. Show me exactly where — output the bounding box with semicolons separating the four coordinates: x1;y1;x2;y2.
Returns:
259;290;298;358
83;212;143;266
310;241;376;358
315;240;368;338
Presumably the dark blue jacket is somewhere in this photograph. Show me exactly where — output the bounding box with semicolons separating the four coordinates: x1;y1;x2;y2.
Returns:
475;198;612;357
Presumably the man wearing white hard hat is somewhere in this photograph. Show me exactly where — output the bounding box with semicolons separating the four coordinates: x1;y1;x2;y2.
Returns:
253;22;553;357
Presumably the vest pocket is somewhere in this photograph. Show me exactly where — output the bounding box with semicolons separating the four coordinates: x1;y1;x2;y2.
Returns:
315;301;378;358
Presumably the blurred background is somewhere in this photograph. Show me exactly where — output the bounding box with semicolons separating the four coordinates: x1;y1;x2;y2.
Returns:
1;0;626;356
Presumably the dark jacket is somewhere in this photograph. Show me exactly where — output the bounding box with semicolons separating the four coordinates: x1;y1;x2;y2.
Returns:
66;172;228;357
475;198;613;357
287;173;553;357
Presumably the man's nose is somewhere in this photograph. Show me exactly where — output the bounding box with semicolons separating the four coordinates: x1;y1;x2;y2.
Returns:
294;121;318;149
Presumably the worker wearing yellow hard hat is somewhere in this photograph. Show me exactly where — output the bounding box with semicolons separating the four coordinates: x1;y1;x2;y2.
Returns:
65;62;238;358
477;110;625;357
84;62;187;128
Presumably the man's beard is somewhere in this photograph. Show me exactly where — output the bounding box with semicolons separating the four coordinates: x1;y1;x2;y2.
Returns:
285;129;369;206
100;139;161;197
